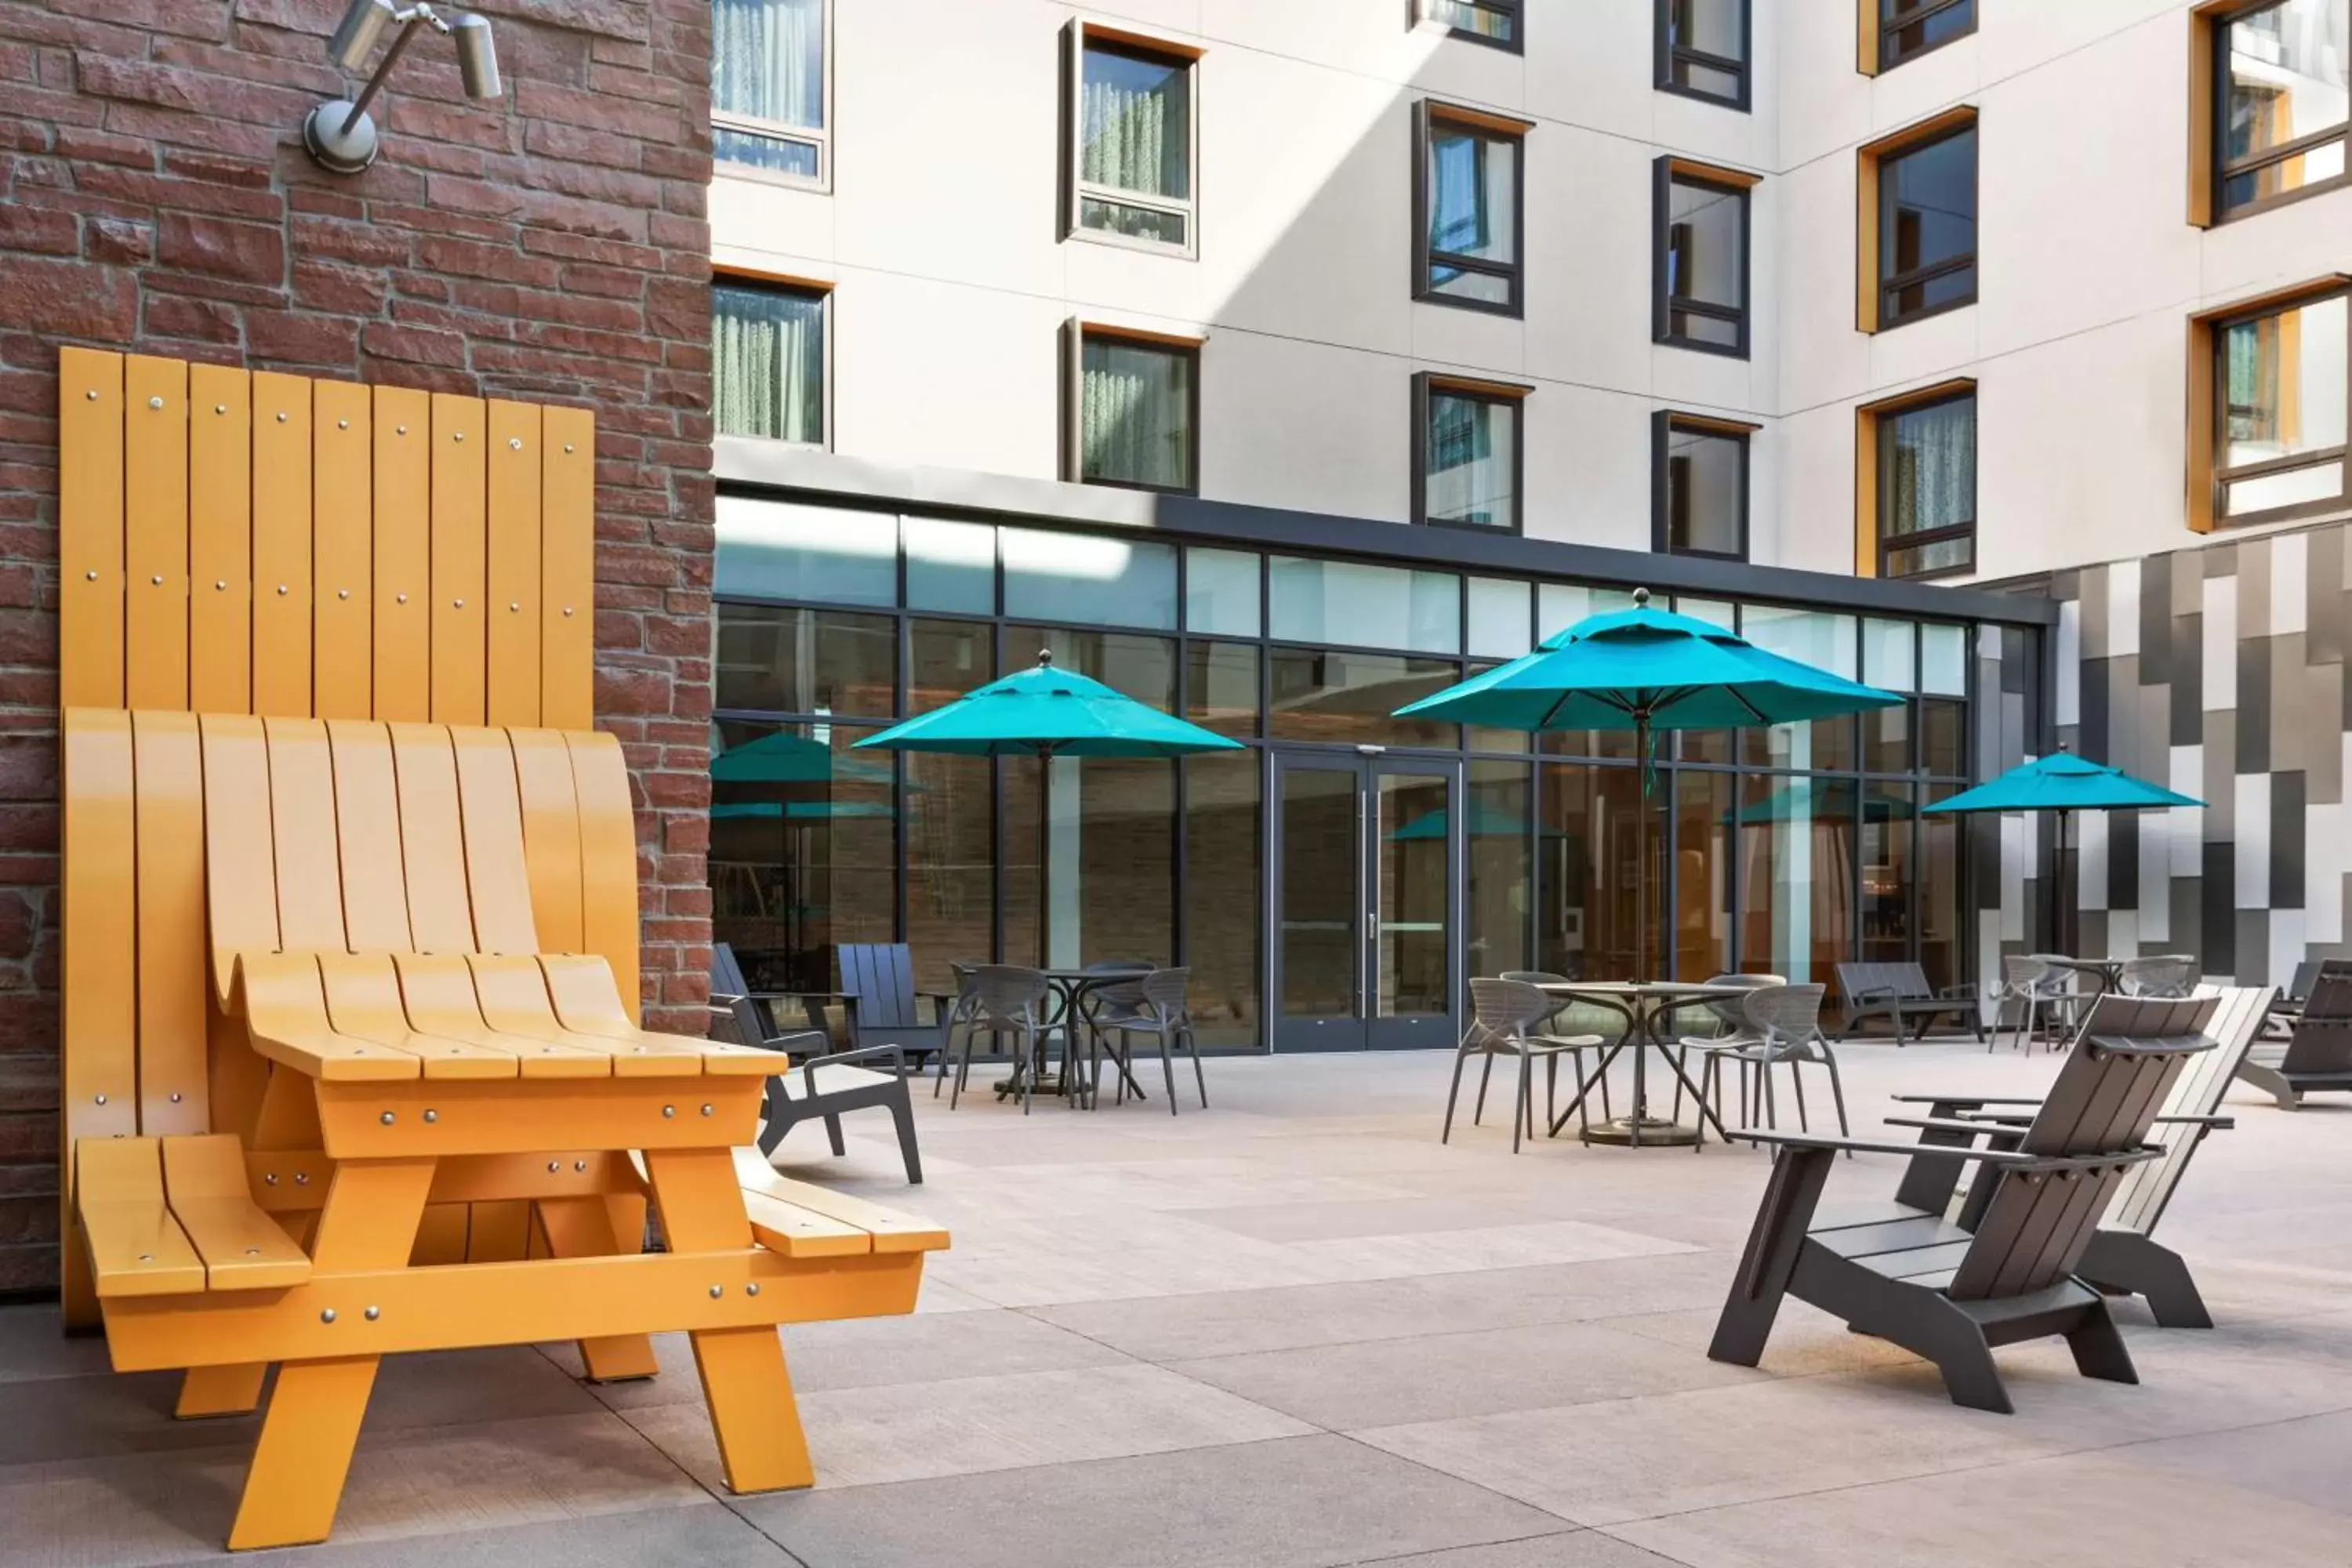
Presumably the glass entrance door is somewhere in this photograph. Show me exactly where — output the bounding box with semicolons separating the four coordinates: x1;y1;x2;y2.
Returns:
1272;755;1457;1050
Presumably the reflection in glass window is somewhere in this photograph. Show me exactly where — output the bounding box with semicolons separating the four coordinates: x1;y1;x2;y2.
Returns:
1005;756;1174;971
1922;624;1969;695
716;604;895;717
1420;110;1523;312
1269;557;1461;654
1466;762;1532;982
1878;125;1976;328
1879;0;1974;70
1268;649;1458;748
714;497;895;604
1076;38;1194;249
908;619;992;716
1537;763;1647;984
905;749;993;993
1186;548;1262;637
1185;753;1262;1045
1878;391;1977;579
711;0;826;180
1185;641;1261;737
1423;0;1519;49
713;281;826;444
1659;167;1749;354
1737;775;1858;987
1077;332;1197;493
1657;418;1747;558
904;517;995;615
1422;384;1520;532
2219;0;2349;216
2219;290;2350;521
1007;625;1178;712
1659;0;1749;107
1003;528;1177;629
1467;578;1533;660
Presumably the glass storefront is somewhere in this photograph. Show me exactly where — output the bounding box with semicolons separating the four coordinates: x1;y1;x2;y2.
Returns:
710;495;1989;1047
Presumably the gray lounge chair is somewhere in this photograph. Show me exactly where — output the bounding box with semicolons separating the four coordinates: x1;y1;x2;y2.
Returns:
2239;961;2352;1109
706;994;924;1184
1708;1007;2213;1412
1889;988;2270;1329
1835;960;1983;1043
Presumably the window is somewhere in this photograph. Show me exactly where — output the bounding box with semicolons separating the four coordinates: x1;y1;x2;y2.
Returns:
1069;325;1199;494
1414;373;1526;532
1871;0;1975;72
1652;413;1752;560
710;0;828;185
1857;383;1976;580
1414;103;1528;316
1418;0;1520;53
713;278;827;445
2194;284;2350;526
1858;110;1976;332
2209;0;2351;221
1066;25;1200;253
1654;158;1755;356
1657;0;1751;110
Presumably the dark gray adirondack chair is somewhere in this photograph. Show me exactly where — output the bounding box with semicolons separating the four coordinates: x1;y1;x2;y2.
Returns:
1835;961;1983;1043
706;995;924;1184
1888;989;2269;1329
1708;1011;2214;1413
835;943;961;1074
2239;961;2352;1109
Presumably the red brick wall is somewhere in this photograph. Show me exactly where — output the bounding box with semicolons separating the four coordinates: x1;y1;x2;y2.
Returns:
0;0;715;1294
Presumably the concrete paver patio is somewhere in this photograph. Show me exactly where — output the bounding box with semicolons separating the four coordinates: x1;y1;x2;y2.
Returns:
5;1039;2349;1566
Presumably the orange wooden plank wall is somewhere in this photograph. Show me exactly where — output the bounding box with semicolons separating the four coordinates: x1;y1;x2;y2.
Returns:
56;349;597;728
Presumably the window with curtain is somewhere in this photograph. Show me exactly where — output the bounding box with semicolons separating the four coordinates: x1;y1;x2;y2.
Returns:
1877;122;1976;328
1655;415;1747;559
1657;0;1749;108
1073;35;1196;250
710;0;827;183
1878;391;1976;579
1077;331;1197;493
1421;0;1519;52
1417;107;1523;314
1878;0;1974;71
2216;0;2350;219
2216;288;2350;521
1417;377;1520;532
713;281;826;445
1656;162;1751;354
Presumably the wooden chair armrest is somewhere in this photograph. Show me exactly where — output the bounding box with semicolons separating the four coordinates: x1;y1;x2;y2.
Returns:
800;1043;906;1081
1887;1094;2041;1106
1737;1128;2041;1163
2151;1112;2235;1130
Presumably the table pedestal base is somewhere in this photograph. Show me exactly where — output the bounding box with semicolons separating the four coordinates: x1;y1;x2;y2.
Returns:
1580;1116;1702;1148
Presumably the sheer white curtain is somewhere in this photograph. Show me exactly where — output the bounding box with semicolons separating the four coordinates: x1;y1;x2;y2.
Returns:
715;287;823;444
1425;395;1511;527
1889;397;1974;572
712;0;822;127
1080;52;1185;198
1081;339;1190;488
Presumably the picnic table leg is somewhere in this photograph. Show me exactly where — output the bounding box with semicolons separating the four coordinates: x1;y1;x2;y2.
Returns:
177;1362;267;1418
644;1145;814;1494
537;1195;662;1381
229;1156;434;1552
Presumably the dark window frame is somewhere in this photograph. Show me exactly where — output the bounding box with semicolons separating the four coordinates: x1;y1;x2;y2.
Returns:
1653;158;1754;358
2209;0;2352;223
1414;0;1522;55
1650;412;1753;561
1412;100;1527;320
1875;119;1978;332
711;274;833;448
1875;387;1978;582
2209;282;2352;527
1066;322;1203;499
1654;0;1752;112
1412;371;1529;535
1878;0;1976;71
1061;22;1203;256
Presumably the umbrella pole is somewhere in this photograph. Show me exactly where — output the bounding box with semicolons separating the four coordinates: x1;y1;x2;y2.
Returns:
1037;746;1054;970
1636;713;1651;985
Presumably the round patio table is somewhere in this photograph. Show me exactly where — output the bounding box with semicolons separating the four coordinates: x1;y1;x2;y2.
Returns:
2029;954;2127;1032
1536;981;1751;1148
993;966;1152;1106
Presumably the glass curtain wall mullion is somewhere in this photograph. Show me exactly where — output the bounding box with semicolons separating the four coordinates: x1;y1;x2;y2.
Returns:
710;0;828;183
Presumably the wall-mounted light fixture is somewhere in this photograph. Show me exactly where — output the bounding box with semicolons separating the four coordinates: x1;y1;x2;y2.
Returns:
302;0;502;174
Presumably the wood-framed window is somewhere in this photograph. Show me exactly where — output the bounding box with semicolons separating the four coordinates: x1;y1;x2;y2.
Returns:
1063;22;1203;256
1414;372;1528;532
1654;158;1757;358
711;0;831;189
1413;102;1530;318
1652;412;1755;561
1416;0;1521;55
1856;380;1976;580
2190;0;2350;227
1656;0;1751;111
713;273;830;447
1857;107;1977;334
1065;321;1202;495
2187;278;2352;531
1860;0;1974;74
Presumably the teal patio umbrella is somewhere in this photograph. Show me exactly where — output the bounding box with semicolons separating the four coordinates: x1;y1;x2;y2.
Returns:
855;651;1243;966
1395;587;1902;984
1927;748;2201;953
712;730;895;785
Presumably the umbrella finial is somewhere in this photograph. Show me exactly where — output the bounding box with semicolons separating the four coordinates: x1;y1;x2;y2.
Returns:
1036;648;1054;668
1632;586;1651;609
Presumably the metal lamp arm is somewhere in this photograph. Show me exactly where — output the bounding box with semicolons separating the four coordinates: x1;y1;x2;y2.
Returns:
340;5;450;136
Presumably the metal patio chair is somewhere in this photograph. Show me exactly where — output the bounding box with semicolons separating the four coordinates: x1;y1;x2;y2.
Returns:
1445;978;1604;1152
1991;955;2067;1051
1682;982;1849;1148
2117;954;2198;999
945;964;1072;1114
1499;970;1613;1123
1087;967;1209;1115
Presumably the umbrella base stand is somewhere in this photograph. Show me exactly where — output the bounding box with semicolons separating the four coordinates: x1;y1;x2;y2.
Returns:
1580;1115;1702;1149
